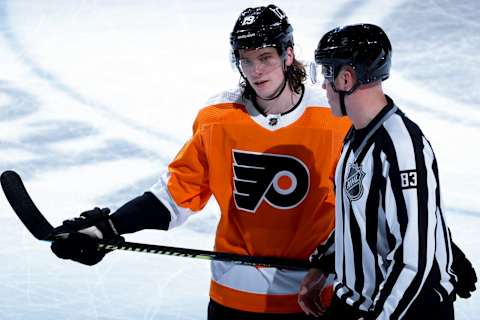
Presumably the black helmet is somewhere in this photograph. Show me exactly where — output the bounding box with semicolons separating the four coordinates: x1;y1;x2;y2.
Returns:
314;24;391;85
230;4;293;61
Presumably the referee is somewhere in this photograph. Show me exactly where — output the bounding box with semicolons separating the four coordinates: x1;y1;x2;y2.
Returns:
298;24;476;319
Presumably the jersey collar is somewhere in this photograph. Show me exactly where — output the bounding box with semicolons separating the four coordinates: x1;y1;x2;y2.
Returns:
245;85;307;131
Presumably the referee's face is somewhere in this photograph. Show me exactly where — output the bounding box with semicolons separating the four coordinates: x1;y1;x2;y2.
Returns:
323;80;342;117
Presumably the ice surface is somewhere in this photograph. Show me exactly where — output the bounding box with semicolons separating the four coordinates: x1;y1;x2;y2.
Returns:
0;0;478;319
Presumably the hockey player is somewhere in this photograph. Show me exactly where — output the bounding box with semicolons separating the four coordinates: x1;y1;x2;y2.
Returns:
298;24;477;319
49;5;350;319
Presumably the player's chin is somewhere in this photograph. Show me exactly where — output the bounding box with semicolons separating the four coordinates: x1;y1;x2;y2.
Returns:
255;88;277;100
252;81;271;94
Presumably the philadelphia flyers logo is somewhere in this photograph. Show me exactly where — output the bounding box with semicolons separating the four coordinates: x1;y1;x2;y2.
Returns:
232;149;310;212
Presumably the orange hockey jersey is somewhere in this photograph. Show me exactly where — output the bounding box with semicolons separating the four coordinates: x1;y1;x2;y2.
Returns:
150;85;350;313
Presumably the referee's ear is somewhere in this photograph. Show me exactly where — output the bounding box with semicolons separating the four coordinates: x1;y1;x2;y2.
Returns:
338;65;357;92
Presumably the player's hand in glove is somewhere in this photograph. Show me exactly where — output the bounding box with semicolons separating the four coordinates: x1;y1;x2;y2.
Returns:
451;241;477;298
50;207;124;266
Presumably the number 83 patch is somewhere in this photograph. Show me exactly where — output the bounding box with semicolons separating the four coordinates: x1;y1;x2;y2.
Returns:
400;169;417;189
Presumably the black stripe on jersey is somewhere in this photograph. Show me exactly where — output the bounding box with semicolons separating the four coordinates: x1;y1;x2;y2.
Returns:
371;129;410;318
391;118;429;319
309;229;336;273
313;229;335;257
430;259;450;300
365;142;384;302
340;143;353;288
438;216;456;297
337;284;354;301
350;204;365;310
430;142;456;293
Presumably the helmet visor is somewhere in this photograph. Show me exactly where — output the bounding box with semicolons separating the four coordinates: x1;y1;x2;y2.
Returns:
309;62;335;84
322;65;335;82
238;50;283;75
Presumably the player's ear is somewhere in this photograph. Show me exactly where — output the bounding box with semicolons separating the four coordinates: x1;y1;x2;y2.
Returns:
285;47;294;67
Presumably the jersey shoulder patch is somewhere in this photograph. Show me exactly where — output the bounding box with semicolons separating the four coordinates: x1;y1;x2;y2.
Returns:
205;88;244;106
194;88;248;131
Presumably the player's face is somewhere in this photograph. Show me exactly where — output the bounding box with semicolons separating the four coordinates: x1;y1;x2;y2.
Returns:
238;47;289;99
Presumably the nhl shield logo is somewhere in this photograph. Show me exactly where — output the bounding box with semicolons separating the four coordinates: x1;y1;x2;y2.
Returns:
345;163;365;201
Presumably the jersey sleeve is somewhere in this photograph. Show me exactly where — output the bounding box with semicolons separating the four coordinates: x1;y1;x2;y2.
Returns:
149;113;212;229
309;229;335;274
371;133;443;319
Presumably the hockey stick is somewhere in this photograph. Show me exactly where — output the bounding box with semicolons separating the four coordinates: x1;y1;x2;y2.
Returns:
0;170;313;270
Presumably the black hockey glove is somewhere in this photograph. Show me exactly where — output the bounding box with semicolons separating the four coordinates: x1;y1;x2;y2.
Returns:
451;241;477;298
50;207;124;266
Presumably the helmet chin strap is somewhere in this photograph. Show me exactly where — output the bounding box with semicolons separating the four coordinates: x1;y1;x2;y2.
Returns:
331;82;360;116
338;91;347;116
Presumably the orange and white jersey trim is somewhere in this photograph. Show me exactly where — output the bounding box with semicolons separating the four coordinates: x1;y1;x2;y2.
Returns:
211;261;308;294
150;171;192;229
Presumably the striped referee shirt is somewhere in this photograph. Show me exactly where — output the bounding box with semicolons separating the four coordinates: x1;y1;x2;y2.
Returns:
313;96;456;319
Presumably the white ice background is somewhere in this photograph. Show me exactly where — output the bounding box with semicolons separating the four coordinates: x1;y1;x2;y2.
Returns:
0;0;478;319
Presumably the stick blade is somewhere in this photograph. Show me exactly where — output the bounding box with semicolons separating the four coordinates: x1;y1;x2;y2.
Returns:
1;170;54;240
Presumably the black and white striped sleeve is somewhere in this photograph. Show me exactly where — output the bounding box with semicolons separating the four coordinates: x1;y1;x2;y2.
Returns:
309;229;335;274
370;117;450;319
